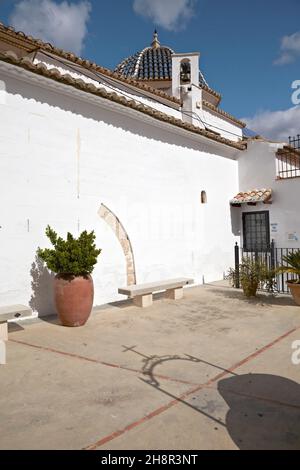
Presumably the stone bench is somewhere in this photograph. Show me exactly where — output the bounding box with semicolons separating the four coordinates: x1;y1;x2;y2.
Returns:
118;278;194;308
0;304;32;364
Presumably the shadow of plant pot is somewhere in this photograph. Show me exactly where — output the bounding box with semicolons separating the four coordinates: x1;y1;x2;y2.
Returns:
29;255;56;317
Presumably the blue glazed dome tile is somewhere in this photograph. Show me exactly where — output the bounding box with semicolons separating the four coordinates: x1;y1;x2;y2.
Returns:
115;31;208;87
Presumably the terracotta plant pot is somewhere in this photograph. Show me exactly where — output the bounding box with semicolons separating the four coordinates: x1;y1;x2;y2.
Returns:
54;274;94;327
287;282;300;306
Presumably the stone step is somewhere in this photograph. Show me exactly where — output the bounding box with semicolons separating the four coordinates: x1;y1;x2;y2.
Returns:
0;304;32;322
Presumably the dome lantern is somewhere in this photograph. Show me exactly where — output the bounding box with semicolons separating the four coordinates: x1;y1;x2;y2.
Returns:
151;29;160;49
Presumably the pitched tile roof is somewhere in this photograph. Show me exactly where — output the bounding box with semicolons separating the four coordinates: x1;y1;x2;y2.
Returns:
0;50;246;151
0;22;223;105
230;188;272;205
0;21;181;105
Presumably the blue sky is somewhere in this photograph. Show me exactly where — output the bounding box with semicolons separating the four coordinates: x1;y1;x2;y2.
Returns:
1;0;300;140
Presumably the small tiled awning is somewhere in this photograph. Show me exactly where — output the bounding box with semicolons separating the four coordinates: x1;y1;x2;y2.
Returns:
230;188;272;206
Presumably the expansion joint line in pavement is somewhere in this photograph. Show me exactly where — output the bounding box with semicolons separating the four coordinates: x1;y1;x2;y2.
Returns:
9;338;198;386
83;325;300;450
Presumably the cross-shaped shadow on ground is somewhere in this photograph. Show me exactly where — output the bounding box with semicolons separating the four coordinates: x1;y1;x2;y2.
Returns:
123;346;300;449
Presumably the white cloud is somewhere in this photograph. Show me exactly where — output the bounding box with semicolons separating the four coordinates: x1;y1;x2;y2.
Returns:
243;106;300;142
133;0;196;31
274;31;300;65
10;0;91;55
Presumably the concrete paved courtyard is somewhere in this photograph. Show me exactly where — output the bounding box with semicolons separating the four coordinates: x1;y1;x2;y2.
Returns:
1;282;300;450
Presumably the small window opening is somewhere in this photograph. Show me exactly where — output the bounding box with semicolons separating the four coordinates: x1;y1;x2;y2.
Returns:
201;191;207;204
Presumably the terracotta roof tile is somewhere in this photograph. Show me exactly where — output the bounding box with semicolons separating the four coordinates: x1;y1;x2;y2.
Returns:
230;188;272;205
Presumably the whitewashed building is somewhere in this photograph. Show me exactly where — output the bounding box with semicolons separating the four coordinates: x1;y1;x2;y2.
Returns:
231;139;300;250
0;24;299;316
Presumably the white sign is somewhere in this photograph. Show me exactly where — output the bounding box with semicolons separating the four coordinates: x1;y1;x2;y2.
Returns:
287;232;299;241
270;223;278;233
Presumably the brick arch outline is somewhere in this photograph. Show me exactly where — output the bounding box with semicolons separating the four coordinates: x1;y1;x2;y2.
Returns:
98;203;136;285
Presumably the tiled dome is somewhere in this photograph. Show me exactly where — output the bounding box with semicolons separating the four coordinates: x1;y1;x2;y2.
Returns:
115;31;208;86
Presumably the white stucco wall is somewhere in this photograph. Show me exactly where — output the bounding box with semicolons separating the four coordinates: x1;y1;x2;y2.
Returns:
236;140;300;248
0;63;239;316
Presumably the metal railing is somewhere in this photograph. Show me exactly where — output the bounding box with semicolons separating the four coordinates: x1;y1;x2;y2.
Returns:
289;135;300;150
234;241;299;293
276;135;300;180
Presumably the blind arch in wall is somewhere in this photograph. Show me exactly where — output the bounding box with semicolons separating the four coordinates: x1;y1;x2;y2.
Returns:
98;203;136;285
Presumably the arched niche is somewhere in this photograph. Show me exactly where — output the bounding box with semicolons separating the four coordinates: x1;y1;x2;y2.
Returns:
201;190;207;204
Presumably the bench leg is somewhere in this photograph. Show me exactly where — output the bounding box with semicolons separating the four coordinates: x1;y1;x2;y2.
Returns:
165;287;183;300
0;323;8;341
0;323;8;365
0;340;6;365
133;294;153;308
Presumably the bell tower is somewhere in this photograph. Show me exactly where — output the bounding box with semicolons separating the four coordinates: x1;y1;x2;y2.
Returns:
172;52;204;128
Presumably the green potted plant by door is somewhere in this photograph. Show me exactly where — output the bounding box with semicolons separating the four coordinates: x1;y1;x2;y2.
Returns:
277;250;300;306
38;225;101;326
239;257;262;297
227;257;272;298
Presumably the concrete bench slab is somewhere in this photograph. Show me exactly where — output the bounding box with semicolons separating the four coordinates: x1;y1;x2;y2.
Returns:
118;278;194;308
0;304;32;323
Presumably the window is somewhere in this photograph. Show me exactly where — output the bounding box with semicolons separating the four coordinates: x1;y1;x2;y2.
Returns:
201;191;207;204
276;135;300;179
276;150;300;179
242;211;270;252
